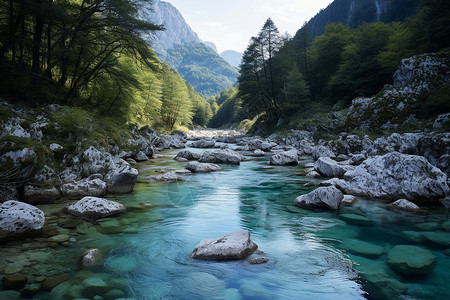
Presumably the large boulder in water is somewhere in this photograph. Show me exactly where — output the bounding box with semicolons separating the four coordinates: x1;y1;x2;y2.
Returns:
105;158;138;193
175;150;201;161
185;161;222;173
269;149;299;166
199;149;242;165
0;201;45;240
190;230;258;260
335;152;448;203
314;157;345;178
67;197;126;219
294;186;343;210
387;245;437;275
191;139;215;148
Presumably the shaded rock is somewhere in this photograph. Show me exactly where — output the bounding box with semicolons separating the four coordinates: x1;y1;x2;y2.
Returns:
190;230;258;260
294;186;343;210
312;146;335;161
126;158;138;165
433;112;450;129
67;196;126;219
248;257;269;264
134;151;149;162
0;148;37;179
342;239;384;258
350;154;366;165
82;249;102;267
105;160;138;194
363;273;408;299
60;178;106;199
336;152;449;203
314;157;345;178
252;149;265;157
0;200;45;240
442;220;450;232
48;234;70;243
388;199;420;212
174;156;188;162
269;149;299;166
285;205;309;214
414;222;439;231
23;185;61;204
185;161;222;173
341;195;357;206
339;213;373;226
387;245;437;275
247;139;275;151
2;273;28;289
0;291;21;300
191;139;215;148
23;283;41;296
199;149;243;165
422;231;450;247
174;149;201;161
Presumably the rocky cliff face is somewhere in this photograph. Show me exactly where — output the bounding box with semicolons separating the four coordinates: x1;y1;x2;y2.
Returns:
296;0;421;38
220;50;243;68
143;0;200;56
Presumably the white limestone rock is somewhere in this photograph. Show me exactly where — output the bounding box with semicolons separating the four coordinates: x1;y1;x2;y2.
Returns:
312;146;336;161
199;149;243;165
60;178;106;198
388;199;420;212
105;158;138;193
314;157;345;178
0;201;45;239
190;230;258;260
154;171;183;182
174;150;201;161
336;152;449;202
185;161;222;173
269;149;299;166
67;197;126;219
81;249;102;267
191;139;215;148
134;151;149;162
294;186;343;210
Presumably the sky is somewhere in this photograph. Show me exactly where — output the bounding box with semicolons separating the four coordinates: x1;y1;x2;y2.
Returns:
165;0;334;54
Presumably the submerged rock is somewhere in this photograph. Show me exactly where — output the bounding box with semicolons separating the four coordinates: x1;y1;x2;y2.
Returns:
2;273;28;290
185;161;222;173
0;200;45;240
199;149;243;165
294;186;343;210
269;149;299;166
190;230;258;260
67;196;126;219
81;249;102;267
339;213;373;226
342;239;384;258
387;245;437;275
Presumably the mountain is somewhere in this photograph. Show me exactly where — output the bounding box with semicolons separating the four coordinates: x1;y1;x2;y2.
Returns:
143;0;237;97
220;50;243;68
296;0;421;38
203;41;219;54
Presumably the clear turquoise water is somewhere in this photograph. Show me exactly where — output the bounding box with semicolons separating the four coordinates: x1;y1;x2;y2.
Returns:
1;147;449;299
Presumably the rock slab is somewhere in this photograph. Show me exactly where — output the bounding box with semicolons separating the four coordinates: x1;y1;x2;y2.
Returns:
190;230;258;260
387;245;437;275
67;197;126;219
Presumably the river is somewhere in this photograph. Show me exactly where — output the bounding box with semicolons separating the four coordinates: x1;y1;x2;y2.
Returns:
0;143;449;299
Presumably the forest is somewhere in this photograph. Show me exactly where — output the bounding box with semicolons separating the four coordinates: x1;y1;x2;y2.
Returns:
0;0;212;132
210;0;450;132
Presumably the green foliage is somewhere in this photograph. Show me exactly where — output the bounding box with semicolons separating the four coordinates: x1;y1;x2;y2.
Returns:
416;85;450;119
164;42;239;97
208;86;244;128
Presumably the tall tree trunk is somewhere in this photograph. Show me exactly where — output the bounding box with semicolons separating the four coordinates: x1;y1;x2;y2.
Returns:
30;0;44;106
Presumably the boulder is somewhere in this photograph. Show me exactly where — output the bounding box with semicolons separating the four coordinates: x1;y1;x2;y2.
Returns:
2;273;28;289
191;139;215;148
350;154;366;165
247;139;275;151
81;248;102;267
252;149;265;157
335;152;449;202
199;149;243;165
269;149;299;166
174;150;201;161
433;113;450;129
190;230;258;260
105;159;138;193
134;151;149;162
23;185;61;204
294;186;343;210
60;178;106;199
0;148;37;179
387;245;437;275
314;157;345;178
154;171;183;182
67;197;126;219
388;199;420;212
305;170;321;178
185;161;222;173
0;201;45;240
312;146;335;161
341;195;357;206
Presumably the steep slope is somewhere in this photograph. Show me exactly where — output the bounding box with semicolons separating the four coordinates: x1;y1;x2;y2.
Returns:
143;0;238;97
220;50;243;68
295;0;421;39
